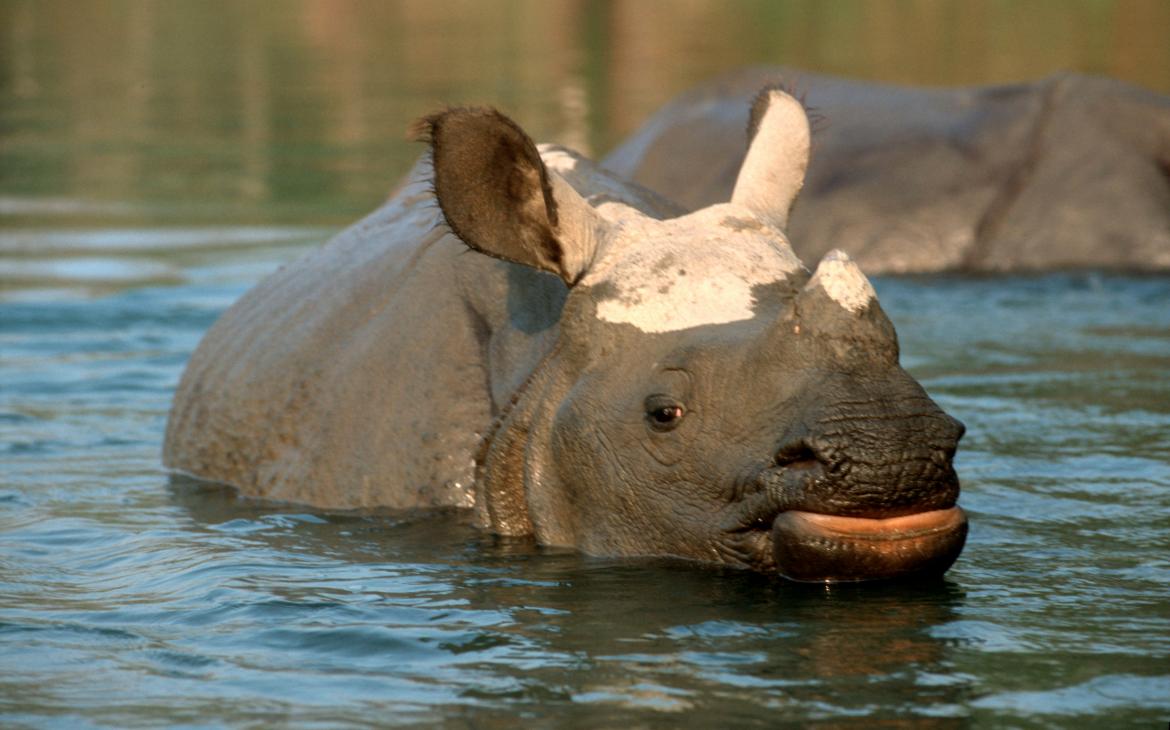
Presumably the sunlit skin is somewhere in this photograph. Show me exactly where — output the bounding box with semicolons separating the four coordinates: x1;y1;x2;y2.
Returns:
165;88;968;582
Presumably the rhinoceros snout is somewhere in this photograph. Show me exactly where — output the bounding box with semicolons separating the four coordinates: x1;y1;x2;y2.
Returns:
722;408;966;582
756;401;966;582
769;390;965;520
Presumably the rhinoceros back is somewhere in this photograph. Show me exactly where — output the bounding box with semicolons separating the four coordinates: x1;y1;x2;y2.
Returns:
164;146;680;510
164;162;493;509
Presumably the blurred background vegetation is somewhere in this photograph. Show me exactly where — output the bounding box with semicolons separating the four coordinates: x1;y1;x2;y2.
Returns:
2;0;1168;226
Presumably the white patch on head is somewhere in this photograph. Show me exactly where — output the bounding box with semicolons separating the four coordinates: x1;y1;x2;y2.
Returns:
583;204;802;333
538;144;580;176
807;249;876;313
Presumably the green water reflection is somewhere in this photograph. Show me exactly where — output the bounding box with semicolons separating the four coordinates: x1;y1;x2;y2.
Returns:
3;0;1169;228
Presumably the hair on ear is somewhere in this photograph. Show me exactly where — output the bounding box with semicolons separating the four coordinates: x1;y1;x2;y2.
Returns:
747;82;826;146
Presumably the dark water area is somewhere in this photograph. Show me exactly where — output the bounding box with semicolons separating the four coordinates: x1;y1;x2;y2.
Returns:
3;2;1170;727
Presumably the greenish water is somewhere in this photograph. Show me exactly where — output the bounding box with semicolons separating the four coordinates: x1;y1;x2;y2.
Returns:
2;2;1170;727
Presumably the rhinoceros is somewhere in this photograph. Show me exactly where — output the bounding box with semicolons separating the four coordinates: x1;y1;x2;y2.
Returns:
605;68;1170;273
164;88;967;582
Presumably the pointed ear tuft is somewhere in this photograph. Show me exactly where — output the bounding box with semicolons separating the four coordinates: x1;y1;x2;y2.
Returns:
747;82;827;142
732;86;812;231
415;107;600;285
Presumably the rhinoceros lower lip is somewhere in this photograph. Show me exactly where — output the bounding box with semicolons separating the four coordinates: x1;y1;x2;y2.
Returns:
770;506;968;583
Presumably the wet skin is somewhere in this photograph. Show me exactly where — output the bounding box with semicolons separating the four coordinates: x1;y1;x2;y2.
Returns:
164;91;968;582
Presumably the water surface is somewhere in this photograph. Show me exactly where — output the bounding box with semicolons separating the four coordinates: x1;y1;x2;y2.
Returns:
3;2;1169;727
3;265;1168;727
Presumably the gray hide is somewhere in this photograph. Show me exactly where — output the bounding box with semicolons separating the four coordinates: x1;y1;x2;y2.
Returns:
165;93;966;579
604;68;1170;273
163;145;678;511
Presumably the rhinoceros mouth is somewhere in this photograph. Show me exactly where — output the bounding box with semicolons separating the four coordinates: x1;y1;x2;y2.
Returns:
720;505;967;582
718;437;966;581
719;463;967;582
767;506;968;583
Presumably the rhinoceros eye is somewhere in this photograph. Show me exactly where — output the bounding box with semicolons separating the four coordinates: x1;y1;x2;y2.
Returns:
645;395;685;432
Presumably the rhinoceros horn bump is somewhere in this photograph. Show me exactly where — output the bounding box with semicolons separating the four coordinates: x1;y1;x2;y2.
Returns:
805;249;876;314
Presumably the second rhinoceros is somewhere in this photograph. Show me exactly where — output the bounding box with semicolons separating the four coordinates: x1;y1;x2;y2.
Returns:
164;88;968;582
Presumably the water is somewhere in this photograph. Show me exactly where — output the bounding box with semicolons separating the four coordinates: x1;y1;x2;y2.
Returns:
4;267;1169;726
3;2;1170;727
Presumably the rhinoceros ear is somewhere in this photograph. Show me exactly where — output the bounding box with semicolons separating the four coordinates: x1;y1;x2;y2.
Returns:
730;87;811;231
413;107;603;286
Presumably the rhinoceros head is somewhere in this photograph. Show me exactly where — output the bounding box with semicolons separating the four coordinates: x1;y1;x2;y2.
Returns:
417;89;967;582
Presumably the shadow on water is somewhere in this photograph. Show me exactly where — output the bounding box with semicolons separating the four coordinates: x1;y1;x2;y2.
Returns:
167;474;972;724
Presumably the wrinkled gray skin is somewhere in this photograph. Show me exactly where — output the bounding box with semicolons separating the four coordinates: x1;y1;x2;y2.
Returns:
605;68;1170;273
165;91;965;577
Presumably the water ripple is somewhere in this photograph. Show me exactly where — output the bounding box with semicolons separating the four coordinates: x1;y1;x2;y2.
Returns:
2;274;1168;726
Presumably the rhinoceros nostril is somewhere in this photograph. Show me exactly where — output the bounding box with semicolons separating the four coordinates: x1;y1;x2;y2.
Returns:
774;441;819;470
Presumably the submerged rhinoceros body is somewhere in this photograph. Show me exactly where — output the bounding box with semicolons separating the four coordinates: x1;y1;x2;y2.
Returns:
605;69;1170;273
165;91;967;582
